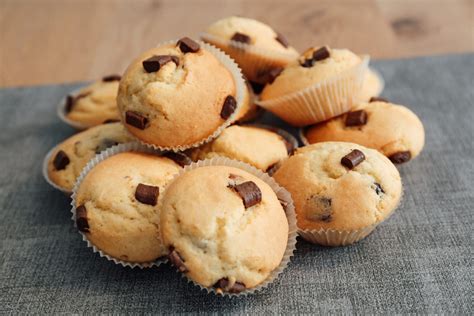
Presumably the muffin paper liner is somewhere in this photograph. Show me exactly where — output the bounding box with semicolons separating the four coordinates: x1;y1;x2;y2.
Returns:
200;32;298;83
129;39;246;153
257;56;370;127
158;156;298;297
241;123;299;175
70;142;167;269
42;144;73;194
57;87;91;130
357;67;385;102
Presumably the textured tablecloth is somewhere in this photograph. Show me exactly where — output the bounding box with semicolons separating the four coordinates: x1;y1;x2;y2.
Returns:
1;54;473;314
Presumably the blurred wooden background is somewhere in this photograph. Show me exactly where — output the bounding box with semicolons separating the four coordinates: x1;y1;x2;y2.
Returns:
1;0;473;87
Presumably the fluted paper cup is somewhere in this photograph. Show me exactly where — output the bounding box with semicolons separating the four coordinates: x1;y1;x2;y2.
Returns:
257;56;370;127
57;87;90;130
42;144;73;194
70;142;168;269
201;32;298;83
158;157;298;297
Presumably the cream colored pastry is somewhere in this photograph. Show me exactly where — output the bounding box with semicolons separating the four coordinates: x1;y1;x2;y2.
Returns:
117;39;238;148
358;69;384;102
66;76;121;127
304;101;425;163
74;152;181;263
47;123;134;192
261;47;362;100
188;125;290;171
273;142;401;237
160;165;289;292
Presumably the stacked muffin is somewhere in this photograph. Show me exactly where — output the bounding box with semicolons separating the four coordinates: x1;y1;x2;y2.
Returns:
45;16;425;296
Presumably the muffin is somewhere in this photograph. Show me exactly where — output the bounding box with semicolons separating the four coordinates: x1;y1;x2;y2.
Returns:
73;151;181;264
45;122;134;192
273;142;402;246
201;16;299;83
187;125;295;172
62;75;121;128
160;164;290;294
259;46;369;126
303;100;425;163
358;68;384;102
117;38;244;150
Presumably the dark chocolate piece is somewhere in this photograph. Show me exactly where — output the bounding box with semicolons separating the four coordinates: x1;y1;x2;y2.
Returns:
373;182;385;195
125;111;149;130
102;74;121;82
177;37;200;53
213;278;246;294
230;181;262;208
369;96;388;103
275;32;289;48
341;149;365;169
163;152;192;167
143;55;179;73
306;196;332;222
135;183;159;206
231;32;251;44
312;46;330;61
65;95;75;113
76;205;89;233
168;247;188;273
300;58;315;68
389;151;411;164
53;150;70;170
102;119;120;124
345;110;368;127
220;95;237;120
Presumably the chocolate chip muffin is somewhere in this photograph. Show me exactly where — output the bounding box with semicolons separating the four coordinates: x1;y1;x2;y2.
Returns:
201;16;298;83
259;46;369;126
304;99;425;164
187;125;294;172
358;68;384;102
117;38;243;150
273;142;402;246
160;165;289;293
62;75;121;128
46;123;134;192
74;151;181;264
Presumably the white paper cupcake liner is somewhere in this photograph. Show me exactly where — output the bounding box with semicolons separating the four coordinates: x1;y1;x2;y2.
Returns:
70;142;167;269
201;32;298;83
57;86;91;130
129;39;246;153
158;157;298;297
368;67;385;97
42;144;73;194
257;56;370;127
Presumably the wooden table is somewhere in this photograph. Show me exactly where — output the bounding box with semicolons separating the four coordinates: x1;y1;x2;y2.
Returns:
1;0;473;87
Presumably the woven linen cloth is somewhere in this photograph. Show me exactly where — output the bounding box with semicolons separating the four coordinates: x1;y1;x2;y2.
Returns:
1;54;472;314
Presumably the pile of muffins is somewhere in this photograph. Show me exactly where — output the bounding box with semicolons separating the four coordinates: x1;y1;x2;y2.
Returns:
44;16;425;296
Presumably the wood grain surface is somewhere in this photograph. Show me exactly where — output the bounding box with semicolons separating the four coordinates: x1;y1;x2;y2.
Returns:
1;0;473;87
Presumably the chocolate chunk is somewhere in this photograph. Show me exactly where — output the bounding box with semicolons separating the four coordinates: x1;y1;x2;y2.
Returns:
249;81;265;94
125;111;149;130
143;55;179;73
168;247;188;273
53;150;70;170
389;151;411;164
94;139;119;154
230;181;262;208
102;119;120;124
135;183;159;206
373;182;385;195
313;46;330;61
102;74;121;82
345;110;368;127
65;95;75;113
220;95;237;120
231;32;251;44
213;278;246;294
266;163;277;173
163;152;192;167
369;96;388;103
177;37;200;53
76;205;89;233
275;32;289;48
257;67;283;85
306;196;332;222
300;58;315;68
341;149;365;169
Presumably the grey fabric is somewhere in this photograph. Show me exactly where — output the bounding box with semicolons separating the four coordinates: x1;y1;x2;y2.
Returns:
1;54;473;314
